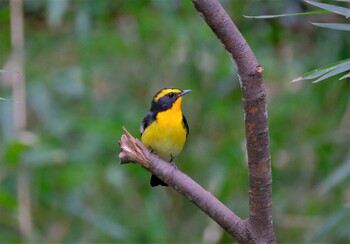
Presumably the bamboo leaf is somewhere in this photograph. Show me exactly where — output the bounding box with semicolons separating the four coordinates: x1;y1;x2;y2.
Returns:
339;71;350;80
291;58;350;82
244;10;329;19
313;63;350;83
305;0;350;18
311;22;350;31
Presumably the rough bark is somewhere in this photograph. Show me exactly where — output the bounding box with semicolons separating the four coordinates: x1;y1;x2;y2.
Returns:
119;0;275;242
191;0;274;243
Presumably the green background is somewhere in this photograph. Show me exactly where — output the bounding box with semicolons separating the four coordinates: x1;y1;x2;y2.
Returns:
1;0;350;242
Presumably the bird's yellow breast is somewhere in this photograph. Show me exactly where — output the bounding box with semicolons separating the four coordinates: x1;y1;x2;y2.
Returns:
141;99;187;161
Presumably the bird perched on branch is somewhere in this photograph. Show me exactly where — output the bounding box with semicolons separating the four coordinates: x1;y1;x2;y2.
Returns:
140;88;191;187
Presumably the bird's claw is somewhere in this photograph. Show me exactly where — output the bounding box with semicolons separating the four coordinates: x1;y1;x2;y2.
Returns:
169;155;177;170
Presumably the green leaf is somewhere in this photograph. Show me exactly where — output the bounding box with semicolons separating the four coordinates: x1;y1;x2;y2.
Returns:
339;72;350;80
313;62;350;83
291;58;350;82
311;22;350;31
305;0;350;18
0;97;7;101
244;10;329;19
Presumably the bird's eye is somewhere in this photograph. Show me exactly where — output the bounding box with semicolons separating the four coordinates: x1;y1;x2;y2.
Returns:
168;92;174;98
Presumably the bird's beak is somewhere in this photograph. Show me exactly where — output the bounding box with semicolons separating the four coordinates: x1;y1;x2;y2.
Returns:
179;90;191;97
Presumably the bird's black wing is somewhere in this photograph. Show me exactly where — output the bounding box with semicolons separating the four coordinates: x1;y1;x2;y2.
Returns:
140;111;157;135
182;114;189;137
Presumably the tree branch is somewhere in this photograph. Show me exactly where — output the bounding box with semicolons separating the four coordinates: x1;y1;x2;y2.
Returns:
120;0;274;242
119;128;251;242
191;0;274;243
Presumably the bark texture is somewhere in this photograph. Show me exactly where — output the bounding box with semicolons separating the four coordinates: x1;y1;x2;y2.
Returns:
192;0;274;242
120;0;275;242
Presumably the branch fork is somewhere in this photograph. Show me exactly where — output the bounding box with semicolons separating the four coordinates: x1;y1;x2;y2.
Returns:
119;0;274;242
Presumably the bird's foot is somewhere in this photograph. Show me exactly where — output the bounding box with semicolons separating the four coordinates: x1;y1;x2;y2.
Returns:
169;156;177;170
147;147;155;157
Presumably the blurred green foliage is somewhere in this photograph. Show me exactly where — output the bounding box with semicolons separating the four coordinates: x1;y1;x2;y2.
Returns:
0;0;350;242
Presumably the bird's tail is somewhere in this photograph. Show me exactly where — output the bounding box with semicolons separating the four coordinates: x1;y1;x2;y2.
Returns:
150;174;168;187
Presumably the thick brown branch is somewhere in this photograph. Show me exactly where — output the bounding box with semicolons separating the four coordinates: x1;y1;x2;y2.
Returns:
119;128;251;242
192;0;275;243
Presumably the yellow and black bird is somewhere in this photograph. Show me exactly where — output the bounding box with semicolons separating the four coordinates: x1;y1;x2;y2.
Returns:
140;88;191;187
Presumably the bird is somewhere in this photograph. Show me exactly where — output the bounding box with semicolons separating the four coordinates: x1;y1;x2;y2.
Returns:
140;88;191;187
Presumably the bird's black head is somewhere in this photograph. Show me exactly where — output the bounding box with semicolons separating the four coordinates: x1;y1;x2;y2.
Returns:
150;88;191;112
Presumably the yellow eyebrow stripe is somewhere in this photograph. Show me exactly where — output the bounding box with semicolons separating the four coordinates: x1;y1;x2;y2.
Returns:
153;88;181;102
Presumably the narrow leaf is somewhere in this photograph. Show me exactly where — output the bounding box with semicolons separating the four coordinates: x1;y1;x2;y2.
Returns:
305;0;350;18
0;97;7;101
311;22;350;31
244;10;329;19
313;63;350;83
291;58;350;82
339;72;350;80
